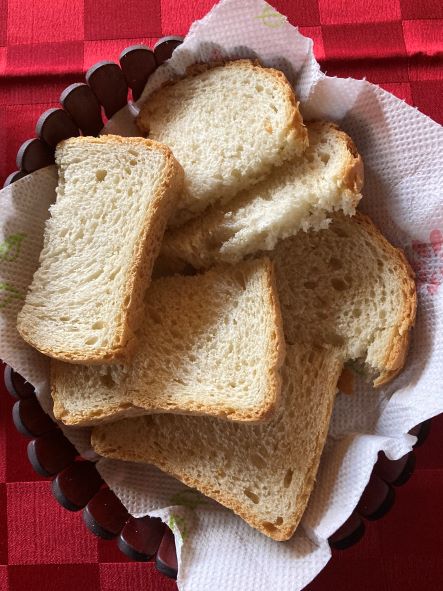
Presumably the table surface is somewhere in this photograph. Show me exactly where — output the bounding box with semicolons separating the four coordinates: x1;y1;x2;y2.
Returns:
1;1;442;590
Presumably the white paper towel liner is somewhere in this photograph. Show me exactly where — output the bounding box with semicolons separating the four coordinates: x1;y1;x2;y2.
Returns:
0;1;442;589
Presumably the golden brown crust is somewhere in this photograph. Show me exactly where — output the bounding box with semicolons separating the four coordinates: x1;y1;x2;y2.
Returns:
247;258;286;421
18;135;184;365
256;62;307;156
374;330;410;387
351;211;417;387
339;132;364;197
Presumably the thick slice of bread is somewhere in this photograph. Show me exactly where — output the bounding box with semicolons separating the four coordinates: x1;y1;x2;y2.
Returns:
272;212;416;386
92;344;343;541
51;258;285;426
17;135;183;364
162;121;363;268
137;60;308;226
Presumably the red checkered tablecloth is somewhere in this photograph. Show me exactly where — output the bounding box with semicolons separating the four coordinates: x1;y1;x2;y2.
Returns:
1;1;442;590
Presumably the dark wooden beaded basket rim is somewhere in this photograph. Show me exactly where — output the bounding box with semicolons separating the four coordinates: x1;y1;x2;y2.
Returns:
3;36;184;187
1;36;432;582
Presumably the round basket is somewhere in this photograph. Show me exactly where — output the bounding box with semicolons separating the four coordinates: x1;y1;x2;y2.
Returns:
1;37;432;582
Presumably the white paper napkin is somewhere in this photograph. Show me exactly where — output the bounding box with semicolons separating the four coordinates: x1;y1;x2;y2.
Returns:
1;1;442;589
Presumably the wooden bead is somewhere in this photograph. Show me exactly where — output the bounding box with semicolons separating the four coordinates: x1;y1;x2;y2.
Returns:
36;108;79;148
83;488;129;539
156;527;178;579
3;366;35;399
52;461;103;511
86;61;128;119
356;473;395;520
119;45;157;101
410;420;432;447
16;138;54;173
27;430;77;477
60;83;103;136
3;170;27;187
374;451;416;486
118;516;165;561
12;398;56;438
329;511;365;550
154;36;184;65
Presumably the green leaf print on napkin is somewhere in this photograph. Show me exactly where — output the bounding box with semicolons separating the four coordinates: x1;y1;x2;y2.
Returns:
0;282;24;310
0;233;26;262
170;489;207;510
255;6;285;29
167;490;208;542
168;513;189;541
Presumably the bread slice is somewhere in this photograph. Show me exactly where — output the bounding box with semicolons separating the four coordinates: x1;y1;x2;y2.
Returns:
17;135;183;364
272;212;416;386
161;121;363;268
136;60;308;226
51;258;285;426
92;344;343;541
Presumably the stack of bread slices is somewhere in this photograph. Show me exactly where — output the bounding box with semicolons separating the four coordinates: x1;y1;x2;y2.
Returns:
17;60;416;542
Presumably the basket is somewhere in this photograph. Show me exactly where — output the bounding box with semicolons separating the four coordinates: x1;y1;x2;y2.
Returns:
1;36;431;582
